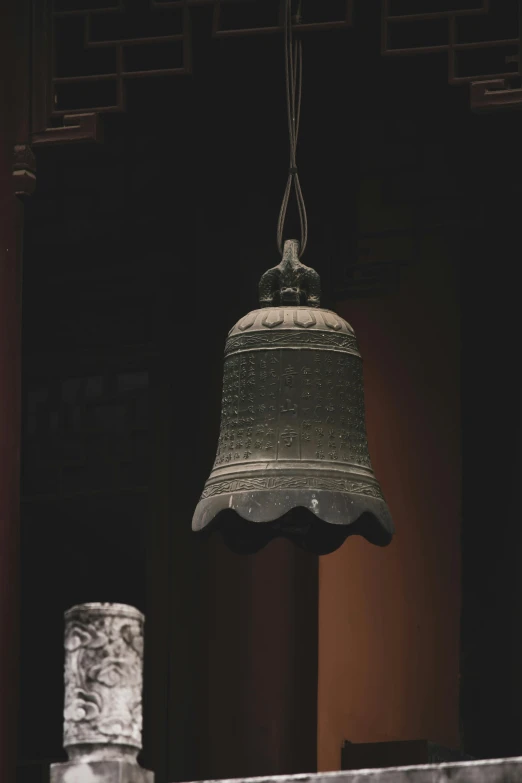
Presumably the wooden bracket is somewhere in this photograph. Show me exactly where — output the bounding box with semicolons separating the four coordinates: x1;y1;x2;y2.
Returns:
13;144;36;198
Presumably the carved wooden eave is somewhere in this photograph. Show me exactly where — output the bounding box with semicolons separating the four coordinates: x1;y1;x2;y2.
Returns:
30;0;353;147
381;0;522;113
29;1;522;150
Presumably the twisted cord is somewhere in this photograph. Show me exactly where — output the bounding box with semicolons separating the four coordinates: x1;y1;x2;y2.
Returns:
277;0;308;257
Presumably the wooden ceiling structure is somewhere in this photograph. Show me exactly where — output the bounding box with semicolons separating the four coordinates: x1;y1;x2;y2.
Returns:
23;0;522;153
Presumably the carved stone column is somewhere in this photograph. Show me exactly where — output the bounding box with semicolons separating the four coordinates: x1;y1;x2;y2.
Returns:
51;603;154;783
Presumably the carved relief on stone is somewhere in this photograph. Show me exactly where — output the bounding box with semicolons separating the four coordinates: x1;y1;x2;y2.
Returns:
63;603;144;762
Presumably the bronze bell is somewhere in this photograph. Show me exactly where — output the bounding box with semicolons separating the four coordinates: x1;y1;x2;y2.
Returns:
193;239;394;554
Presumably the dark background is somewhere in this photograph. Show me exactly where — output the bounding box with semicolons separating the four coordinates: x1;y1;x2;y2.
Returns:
17;1;522;781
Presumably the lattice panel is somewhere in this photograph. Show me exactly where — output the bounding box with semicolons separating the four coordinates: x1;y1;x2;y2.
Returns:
52;0;190;116
212;0;352;37
31;0;353;144
381;0;522;110
22;371;150;500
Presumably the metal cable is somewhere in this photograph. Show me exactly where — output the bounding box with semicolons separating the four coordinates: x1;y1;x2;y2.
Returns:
277;0;308;257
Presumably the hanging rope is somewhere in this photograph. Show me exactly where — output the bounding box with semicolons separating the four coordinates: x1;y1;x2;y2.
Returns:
276;0;308;257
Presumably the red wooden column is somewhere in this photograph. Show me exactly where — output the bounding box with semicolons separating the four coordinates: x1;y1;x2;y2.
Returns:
200;536;319;780
0;1;32;779
0;106;23;783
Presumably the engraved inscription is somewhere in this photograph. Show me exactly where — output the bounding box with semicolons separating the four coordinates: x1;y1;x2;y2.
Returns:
213;346;371;470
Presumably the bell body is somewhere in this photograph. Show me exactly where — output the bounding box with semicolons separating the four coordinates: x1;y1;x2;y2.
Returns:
193;304;394;553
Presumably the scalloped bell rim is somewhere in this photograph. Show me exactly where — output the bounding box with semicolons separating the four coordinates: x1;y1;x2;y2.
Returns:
192;489;394;554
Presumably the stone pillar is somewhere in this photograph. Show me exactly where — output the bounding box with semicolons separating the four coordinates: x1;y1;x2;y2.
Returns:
51;603;154;783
